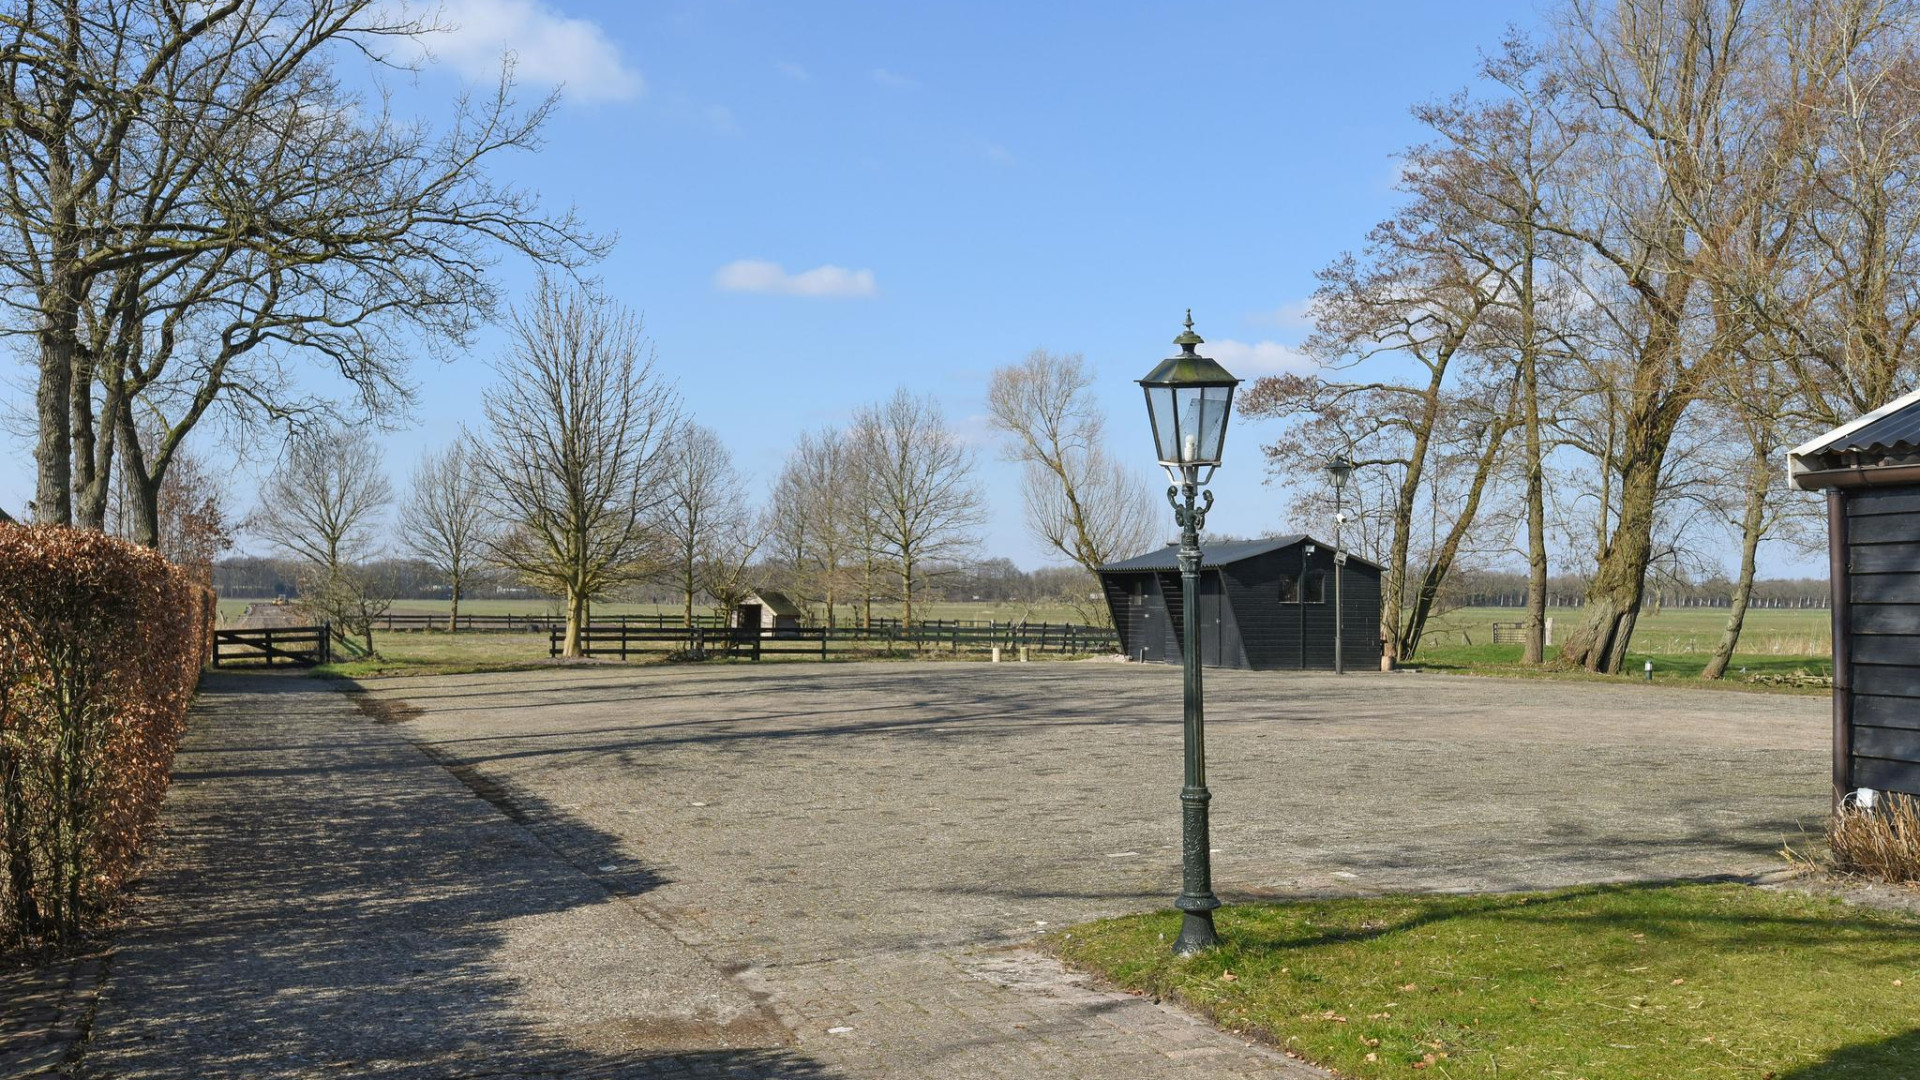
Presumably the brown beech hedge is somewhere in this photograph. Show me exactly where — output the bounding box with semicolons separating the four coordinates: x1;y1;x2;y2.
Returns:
0;524;213;950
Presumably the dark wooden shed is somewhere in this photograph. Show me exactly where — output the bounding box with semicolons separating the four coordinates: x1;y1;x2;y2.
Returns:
1098;536;1382;671
1790;387;1920;803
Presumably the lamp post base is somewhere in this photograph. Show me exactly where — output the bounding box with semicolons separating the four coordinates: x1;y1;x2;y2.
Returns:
1173;910;1219;954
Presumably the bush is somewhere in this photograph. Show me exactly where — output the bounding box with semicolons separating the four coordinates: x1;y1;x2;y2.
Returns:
0;524;213;951
1829;792;1920;883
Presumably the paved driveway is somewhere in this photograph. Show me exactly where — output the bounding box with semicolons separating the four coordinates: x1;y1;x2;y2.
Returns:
360;662;1826;1077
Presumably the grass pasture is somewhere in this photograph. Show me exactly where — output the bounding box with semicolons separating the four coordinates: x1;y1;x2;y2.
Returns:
1409;605;1833;691
240;597;1837;690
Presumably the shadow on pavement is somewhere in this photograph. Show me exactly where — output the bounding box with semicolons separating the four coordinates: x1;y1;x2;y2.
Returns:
78;673;835;1080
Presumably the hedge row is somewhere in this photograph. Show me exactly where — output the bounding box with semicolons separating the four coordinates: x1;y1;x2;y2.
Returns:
0;524;213;950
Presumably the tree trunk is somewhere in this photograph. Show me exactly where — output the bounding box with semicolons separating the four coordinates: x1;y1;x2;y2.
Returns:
1702;457;1768;680
1379;354;1457;667
1400;411;1510;659
115;402;162;548
1559;293;1695;674
563;587;586;658
35;318;75;526
1519;243;1549;665
900;555;914;628
448;571;461;634
1560;456;1659;673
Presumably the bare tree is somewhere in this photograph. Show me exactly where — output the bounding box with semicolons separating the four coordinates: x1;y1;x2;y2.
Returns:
109;441;233;585
986;350;1158;577
1245;143;1513;666
400;444;487;631
851;389;985;625
3;1;601;533
469;280;677;657
770;427;859;626
249;426;394;653
654;424;758;627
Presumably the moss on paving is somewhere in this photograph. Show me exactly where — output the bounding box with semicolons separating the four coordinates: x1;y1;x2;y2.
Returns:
1052;883;1920;1079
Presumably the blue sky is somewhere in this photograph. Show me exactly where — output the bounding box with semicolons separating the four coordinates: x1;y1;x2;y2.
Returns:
5;0;1571;567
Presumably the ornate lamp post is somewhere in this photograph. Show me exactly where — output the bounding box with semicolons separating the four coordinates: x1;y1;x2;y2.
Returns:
1325;456;1353;675
1138;310;1240;955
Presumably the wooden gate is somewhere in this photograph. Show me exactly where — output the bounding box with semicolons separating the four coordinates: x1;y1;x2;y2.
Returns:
213;624;332;668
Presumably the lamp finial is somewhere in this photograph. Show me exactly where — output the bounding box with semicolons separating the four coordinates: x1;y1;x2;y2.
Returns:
1173;309;1204;350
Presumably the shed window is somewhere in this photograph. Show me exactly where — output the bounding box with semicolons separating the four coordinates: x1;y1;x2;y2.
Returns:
1303;570;1327;604
1277;573;1299;603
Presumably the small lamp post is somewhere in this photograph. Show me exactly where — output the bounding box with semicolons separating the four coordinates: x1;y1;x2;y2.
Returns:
1325;456;1354;675
1138;310;1240;955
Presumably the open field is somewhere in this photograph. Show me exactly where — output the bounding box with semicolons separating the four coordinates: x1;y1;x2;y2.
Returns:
232;594;1837;690
221;596;1097;627
1421;605;1831;657
1408;606;1834;691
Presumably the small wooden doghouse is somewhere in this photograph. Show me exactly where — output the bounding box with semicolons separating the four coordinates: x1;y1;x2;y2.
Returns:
1098;536;1382;671
732;590;805;637
1790;387;1920;803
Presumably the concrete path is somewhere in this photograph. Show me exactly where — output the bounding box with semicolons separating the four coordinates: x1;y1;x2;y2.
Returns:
78;662;1830;1078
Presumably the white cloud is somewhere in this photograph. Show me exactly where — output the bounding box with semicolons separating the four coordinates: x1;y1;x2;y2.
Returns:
776;61;810;81
1204;338;1315;377
1249;299;1315;331
420;0;643;103
714;260;877;298
871;67;916;88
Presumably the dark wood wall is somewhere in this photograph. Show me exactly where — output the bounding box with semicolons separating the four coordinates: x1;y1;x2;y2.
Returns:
1841;486;1920;796
1103;541;1383;671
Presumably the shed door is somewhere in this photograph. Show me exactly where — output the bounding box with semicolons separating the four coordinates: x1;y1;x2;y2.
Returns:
1131;577;1164;663
1200;571;1224;667
736;603;762;631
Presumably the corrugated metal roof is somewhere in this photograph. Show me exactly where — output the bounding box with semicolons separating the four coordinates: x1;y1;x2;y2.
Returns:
1100;536;1303;573
1098;535;1401;573
1793;385;1920;458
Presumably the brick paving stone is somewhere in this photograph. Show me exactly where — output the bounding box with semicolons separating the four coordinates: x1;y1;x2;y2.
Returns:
356;661;1825;1078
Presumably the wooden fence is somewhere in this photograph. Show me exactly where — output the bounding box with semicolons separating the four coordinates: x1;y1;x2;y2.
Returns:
550;622;1119;661
379;612;728;633
213;624;332;668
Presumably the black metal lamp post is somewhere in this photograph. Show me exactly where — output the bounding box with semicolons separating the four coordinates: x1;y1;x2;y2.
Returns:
1138;310;1240;956
1325;456;1354;675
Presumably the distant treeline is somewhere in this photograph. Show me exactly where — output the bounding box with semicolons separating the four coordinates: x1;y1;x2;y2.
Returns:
1443;570;1830;611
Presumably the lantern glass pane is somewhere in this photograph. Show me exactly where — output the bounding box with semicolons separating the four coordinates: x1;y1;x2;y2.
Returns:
1181;384;1232;464
1146;384;1181;463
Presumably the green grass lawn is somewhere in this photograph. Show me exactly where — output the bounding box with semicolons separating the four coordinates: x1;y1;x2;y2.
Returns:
1421;606;1831;657
1053;883;1920;1079
309;631;560;679
1404;607;1832;692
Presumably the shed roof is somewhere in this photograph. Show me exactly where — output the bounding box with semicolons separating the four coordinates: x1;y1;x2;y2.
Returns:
1099;535;1380;573
1789;385;1920;489
1793;385;1920;459
745;590;805;617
